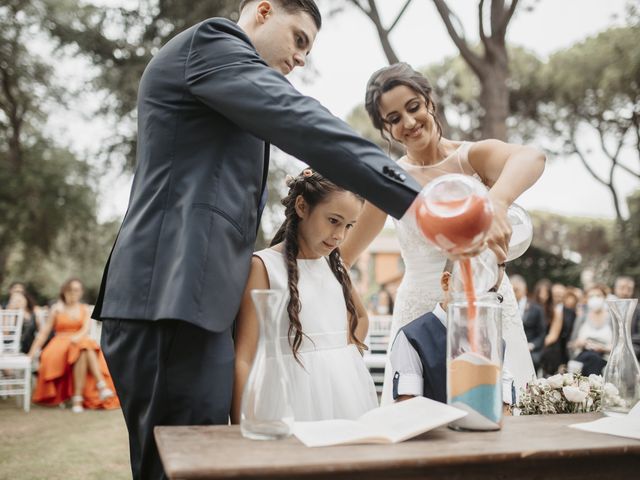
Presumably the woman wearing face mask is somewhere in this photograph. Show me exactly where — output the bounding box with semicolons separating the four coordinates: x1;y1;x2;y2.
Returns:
568;285;612;376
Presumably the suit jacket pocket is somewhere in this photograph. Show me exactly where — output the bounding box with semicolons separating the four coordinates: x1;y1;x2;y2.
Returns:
192;203;244;237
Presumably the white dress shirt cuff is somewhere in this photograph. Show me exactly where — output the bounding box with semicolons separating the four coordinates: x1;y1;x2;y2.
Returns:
396;373;424;397
502;367;515;405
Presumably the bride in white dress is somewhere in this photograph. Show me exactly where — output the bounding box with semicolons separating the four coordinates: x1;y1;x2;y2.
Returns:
341;63;546;405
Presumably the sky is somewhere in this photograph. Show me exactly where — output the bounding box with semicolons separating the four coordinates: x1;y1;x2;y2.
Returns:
56;0;638;222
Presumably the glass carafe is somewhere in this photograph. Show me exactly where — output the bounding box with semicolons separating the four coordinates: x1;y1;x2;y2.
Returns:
602;298;640;416
240;289;294;440
447;293;503;431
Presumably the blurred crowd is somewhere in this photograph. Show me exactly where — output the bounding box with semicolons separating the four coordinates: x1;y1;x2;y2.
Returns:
506;275;638;377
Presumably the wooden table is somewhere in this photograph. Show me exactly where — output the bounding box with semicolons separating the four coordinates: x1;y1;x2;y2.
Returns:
155;413;640;480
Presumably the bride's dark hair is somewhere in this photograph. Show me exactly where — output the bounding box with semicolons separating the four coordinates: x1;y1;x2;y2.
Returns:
271;169;367;364
365;62;443;147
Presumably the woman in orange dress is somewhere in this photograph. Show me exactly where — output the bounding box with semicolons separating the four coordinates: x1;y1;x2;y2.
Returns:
28;278;120;412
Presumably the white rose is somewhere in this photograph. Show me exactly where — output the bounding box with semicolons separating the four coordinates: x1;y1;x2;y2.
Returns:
588;374;603;388
563;373;574;386
563;386;588;403
551;390;562;402
547;374;564;389
578;379;591;394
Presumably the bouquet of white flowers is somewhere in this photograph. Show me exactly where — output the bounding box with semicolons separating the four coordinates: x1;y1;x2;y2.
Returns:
516;373;625;415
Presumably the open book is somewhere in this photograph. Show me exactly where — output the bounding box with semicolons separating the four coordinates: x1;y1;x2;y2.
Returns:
293;396;467;447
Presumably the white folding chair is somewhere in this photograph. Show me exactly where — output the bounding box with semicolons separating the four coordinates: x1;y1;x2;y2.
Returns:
363;315;393;394
0;309;32;412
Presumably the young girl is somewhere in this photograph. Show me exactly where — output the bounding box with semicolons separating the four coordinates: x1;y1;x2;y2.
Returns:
231;169;378;422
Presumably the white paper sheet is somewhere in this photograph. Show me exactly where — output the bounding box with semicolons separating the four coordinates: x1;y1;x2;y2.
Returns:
569;401;640;440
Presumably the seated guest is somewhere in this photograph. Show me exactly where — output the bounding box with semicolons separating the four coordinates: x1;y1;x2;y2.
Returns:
511;275;545;370
538;280;564;376
28;278;120;412
558;289;579;369
568;285;612;376
532;279;554;326
551;283;566;309
612;275;635;300
6;290;38;354
389;261;515;407
2;281;26;308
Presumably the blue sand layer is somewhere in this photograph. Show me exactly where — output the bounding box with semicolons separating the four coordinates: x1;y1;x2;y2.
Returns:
450;383;501;423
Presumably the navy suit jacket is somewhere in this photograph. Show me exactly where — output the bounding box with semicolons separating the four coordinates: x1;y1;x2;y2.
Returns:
394;312;448;403
93;18;421;332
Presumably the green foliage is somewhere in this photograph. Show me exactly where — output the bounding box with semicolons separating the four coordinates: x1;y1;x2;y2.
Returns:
509;210;617;287
0;0;100;297
509;245;582;289
530;26;640;220
545;27;640;117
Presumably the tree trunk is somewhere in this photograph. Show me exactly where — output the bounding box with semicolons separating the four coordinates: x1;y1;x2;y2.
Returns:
478;65;509;140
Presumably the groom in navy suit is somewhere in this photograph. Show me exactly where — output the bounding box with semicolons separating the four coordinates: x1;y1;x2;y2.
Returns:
93;1;421;478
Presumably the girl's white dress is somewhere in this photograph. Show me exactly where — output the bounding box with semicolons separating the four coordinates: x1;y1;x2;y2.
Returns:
254;248;378;421
380;142;536;405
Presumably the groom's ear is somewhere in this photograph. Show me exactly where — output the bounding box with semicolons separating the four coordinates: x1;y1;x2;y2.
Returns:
255;1;274;24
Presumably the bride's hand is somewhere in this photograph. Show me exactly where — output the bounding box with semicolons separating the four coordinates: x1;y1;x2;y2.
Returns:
485;196;511;263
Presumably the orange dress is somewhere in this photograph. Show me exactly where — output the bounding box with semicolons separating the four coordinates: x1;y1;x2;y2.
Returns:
32;305;120;409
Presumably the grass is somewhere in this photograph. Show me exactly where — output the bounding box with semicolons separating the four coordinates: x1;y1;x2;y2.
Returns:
0;397;130;479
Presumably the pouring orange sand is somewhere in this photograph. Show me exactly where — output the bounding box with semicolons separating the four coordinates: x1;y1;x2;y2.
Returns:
416;193;493;352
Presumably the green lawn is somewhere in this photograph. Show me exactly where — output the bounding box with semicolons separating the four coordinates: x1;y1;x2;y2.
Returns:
0;398;130;479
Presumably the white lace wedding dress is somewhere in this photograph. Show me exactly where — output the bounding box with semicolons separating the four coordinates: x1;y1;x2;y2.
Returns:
380;142;536;405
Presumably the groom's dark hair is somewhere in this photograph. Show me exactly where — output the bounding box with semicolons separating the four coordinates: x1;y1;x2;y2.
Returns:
239;0;322;30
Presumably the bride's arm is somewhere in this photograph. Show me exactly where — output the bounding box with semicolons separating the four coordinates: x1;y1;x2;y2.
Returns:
468;140;546;262
340;201;388;268
351;286;369;349
230;256;270;424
